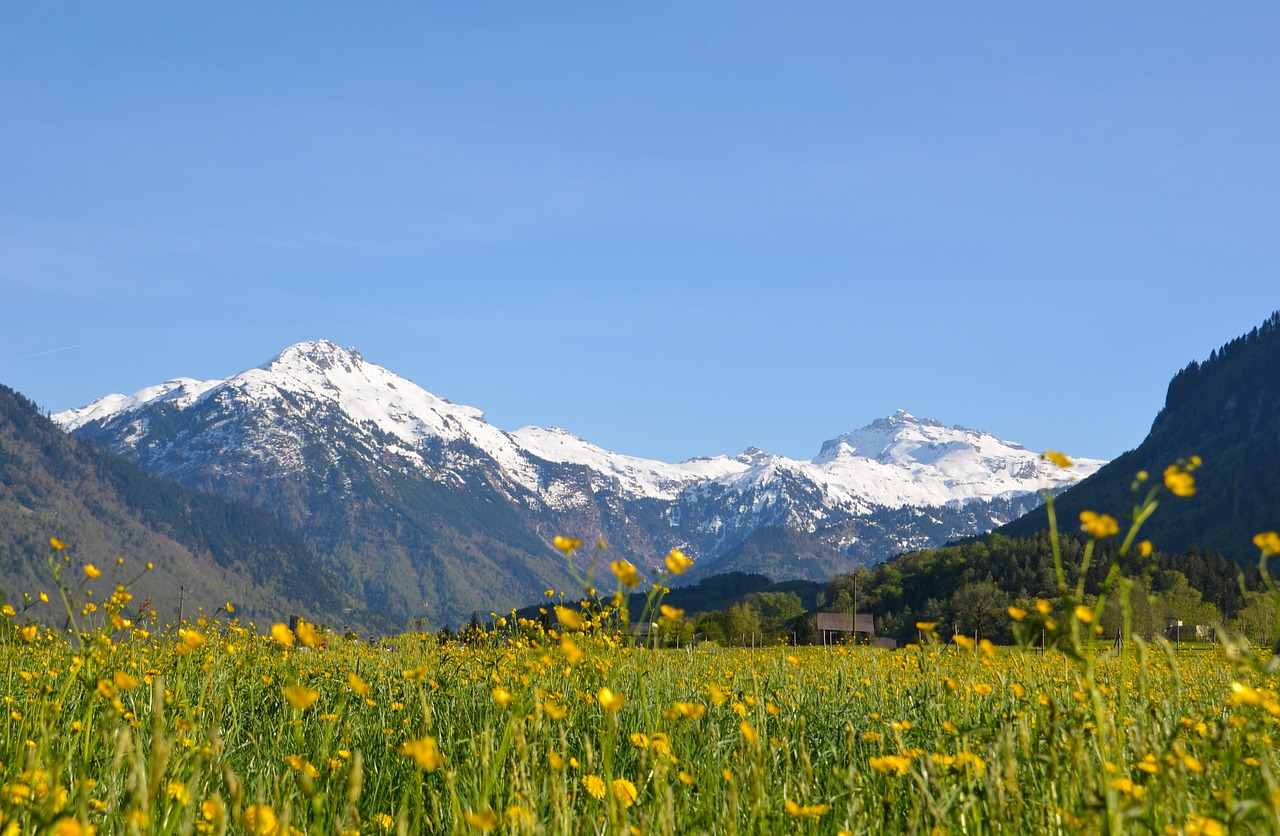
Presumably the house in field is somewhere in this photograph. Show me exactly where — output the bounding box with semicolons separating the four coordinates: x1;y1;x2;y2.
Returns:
816;612;875;646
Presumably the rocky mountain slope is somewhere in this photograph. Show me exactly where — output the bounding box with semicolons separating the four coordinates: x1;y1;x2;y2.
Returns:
55;341;1102;626
0;383;356;631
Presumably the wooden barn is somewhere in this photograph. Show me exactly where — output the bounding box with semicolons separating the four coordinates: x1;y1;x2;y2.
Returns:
815;611;875;645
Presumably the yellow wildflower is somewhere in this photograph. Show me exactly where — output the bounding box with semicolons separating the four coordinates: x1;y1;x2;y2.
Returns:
399;736;446;771
665;549;693;574
242;804;279;836
1042;450;1074;468
560;636;585;664
1255;532;1280;556
295;620;321;648
1074;605;1094;624
553;536;583;554
1186;818;1225;836
1079;510;1119;539
554;606;583;631
597;687;625;712
201;798;224;823
1108;777;1145;799
84;564;102;579
660;604;684;620
612;778;638;808
167;781;192;805
270;623;295;647
50;537;67;550
610;560;642;588
1008;606;1027;621
348;673;371;697
1164;464;1196;497
673;701;705;719
583;774;607;800
282;684;320;711
869;755;911;776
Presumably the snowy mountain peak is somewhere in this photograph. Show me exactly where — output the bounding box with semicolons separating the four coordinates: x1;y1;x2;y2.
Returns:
265;339;364;374
54;377;222;431
816;410;1020;464
874;409;938;428
737;447;773;466
53;342;1106;554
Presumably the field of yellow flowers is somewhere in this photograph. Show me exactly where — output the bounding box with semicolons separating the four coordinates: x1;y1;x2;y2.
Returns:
4;459;1280;834
4;590;1280;835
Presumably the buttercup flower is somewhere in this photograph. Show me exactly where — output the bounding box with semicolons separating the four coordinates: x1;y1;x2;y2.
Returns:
1042;450;1074;468
1079;510;1119;539
597;687;625;712
400;736;446;771
665;549;693;574
283;684;319;711
553;536;583;554
611;560;642;588
1254;532;1280;556
1164;464;1197;497
785;799;830;819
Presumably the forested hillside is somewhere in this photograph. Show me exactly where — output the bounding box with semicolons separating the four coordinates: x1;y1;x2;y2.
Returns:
1004;311;1280;563
508;532;1265;649
0;384;363;631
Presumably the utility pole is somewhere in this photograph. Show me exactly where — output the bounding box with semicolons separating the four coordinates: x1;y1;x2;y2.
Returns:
852;574;858;646
178;586;187;624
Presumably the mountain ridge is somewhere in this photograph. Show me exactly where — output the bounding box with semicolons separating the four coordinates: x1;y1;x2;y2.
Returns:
0;382;360;631
56;340;1102;511
53;340;1104;625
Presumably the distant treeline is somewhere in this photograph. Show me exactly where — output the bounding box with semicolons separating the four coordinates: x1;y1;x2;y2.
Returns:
510;533;1273;648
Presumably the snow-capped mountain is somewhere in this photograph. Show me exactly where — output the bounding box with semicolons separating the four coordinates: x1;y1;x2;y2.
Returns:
54;340;1103;625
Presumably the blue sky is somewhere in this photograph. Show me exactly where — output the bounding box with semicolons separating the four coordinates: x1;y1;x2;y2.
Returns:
3;3;1277;463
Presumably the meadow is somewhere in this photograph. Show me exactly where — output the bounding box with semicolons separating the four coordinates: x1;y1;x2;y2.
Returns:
4;459;1280;834
3;602;1279;834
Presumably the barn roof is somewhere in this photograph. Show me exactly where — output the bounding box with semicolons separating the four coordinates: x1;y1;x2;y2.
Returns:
815;612;875;634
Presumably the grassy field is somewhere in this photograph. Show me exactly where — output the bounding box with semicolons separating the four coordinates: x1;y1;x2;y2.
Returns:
5;464;1280;834
2;608;1279;835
